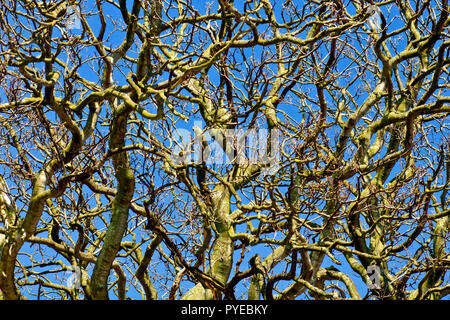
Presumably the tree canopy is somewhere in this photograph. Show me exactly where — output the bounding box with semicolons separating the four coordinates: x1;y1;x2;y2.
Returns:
0;0;449;300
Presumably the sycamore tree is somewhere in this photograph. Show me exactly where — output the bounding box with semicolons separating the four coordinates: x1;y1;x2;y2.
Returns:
0;0;449;300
